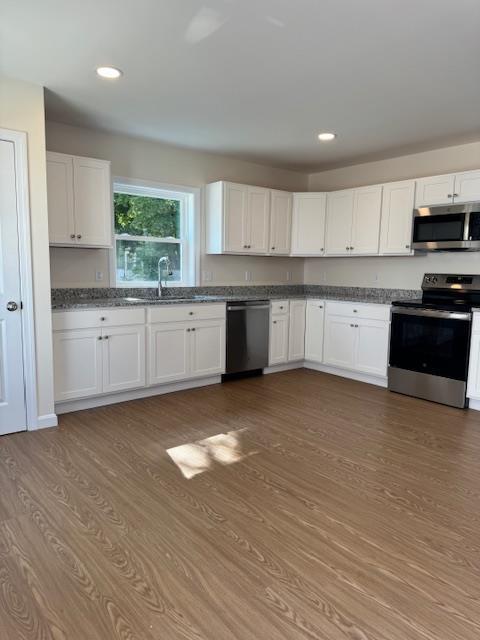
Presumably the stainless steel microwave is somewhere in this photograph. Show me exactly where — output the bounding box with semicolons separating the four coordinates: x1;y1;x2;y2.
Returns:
412;202;480;251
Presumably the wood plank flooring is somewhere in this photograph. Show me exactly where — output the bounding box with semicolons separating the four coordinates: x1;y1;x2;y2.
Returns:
1;369;480;639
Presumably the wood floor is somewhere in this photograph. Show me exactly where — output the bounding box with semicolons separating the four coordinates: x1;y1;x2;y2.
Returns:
1;369;480;639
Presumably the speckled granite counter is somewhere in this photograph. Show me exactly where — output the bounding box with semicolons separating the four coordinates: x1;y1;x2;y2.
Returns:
51;285;420;311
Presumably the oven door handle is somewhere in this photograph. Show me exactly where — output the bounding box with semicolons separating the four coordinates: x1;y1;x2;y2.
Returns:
391;307;472;321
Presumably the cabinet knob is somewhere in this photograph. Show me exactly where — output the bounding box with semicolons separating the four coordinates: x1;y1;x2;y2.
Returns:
273;320;277;324
77;234;82;239
98;336;103;340
191;327;196;332
318;305;323;309
100;316;106;321
447;194;453;198
346;246;349;250
271;246;275;250
248;245;251;249
243;245;248;249
187;328;191;332
189;311;194;315
405;244;410;249
353;309;358;313
320;248;324;251
350;246;354;250
104;335;109;340
355;324;358;328
279;306;284;309
70;234;76;239
453;193;459;197
350;324;354;327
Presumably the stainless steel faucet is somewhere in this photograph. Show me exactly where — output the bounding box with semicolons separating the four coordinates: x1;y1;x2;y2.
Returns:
157;256;171;297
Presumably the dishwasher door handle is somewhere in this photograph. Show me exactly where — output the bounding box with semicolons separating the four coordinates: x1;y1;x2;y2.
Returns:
227;304;270;311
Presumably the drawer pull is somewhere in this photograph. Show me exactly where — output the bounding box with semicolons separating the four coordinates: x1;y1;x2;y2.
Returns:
189;311;194;315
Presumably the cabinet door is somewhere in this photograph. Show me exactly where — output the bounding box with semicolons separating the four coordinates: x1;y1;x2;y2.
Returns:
73;156;112;247
148;323;190;385
102;325;146;394
190;320;226;378
325;190;354;255
53;329;102;401
415;174;455;207
46;152;75;245
291;193;326;256
354;319;390;377
351;185;382;255
454;170;480;204
269;315;289;365
379;181;415;255
288;300;306;361
467;332;480;399
269;190;292;255
323;315;356;369
305;300;325;363
224;183;248;252
247;186;270;253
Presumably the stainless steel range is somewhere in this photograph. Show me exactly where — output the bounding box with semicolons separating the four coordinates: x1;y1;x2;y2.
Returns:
388;273;480;408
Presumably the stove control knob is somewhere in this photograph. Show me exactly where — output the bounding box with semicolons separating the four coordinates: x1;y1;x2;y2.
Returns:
425;276;432;283
431;276;438;284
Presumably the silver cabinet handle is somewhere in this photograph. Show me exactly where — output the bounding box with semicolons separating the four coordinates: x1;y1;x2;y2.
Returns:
6;301;18;312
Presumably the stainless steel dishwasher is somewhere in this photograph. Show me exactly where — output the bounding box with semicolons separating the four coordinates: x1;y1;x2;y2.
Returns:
224;300;270;377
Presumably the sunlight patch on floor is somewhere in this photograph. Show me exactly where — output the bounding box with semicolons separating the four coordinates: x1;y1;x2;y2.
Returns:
167;429;257;479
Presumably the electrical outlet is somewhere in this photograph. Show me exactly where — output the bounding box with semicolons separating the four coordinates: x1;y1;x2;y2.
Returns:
203;271;213;282
373;273;379;283
95;271;104;282
244;270;252;282
323;272;327;283
286;270;292;282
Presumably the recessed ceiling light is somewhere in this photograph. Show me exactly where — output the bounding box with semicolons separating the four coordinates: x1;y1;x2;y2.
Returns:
96;66;123;79
318;132;336;142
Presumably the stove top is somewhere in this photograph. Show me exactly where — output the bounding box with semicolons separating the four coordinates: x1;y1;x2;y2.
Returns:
392;273;480;313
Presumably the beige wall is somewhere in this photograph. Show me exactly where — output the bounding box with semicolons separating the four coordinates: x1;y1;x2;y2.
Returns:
305;141;480;289
0;76;55;422
46;121;307;287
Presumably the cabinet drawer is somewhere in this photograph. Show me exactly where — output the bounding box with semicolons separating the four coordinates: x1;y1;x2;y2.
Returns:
271;300;289;315
147;303;226;324
53;307;145;331
325;301;390;322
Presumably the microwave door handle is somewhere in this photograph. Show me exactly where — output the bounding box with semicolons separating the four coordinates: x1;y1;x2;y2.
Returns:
464;210;471;241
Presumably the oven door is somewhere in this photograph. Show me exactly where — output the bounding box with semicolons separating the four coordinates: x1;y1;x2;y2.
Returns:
389;308;471;381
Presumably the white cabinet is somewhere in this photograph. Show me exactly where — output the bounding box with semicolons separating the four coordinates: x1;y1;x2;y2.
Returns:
53;328;103;402
269;190;292;255
415;170;480;207
190;320;226;378
47;151;112;247
379;180;416;255
148;323;190;384
305;300;325;363
206;181;269;254
323;302;390;377
269;314;289;365
288;300;306;361
291;193;326;256
102;325;146;394
325;190;354;255
467;315;480;400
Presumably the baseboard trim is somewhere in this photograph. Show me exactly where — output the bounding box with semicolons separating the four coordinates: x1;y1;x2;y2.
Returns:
264;362;304;374
31;413;58;430
468;398;480;412
304;361;387;388
55;376;222;415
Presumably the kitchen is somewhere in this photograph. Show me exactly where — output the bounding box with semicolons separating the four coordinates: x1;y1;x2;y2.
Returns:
2;1;480;638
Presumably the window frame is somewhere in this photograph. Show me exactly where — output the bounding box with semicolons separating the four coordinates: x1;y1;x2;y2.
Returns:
110;178;199;288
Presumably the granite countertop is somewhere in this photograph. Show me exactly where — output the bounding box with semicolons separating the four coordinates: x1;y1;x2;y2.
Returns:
51;285;418;310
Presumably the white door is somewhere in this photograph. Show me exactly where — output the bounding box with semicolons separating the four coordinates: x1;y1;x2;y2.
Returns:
269;315;289;365
73;156;112;247
325;190;354;255
247;186;270;253
0;139;27;434
288;300;306;361
453;170;480;204
415;174;456;207
102;325;146;394
148;322;190;384
190;320;225;377
305;300;325;363
46;151;75;245
323;315;356;369
379;181;415;255
224;183;248;253
53;329;103;401
354;319;390;377
291;193;326;256
269;190;292;255
350;186;382;255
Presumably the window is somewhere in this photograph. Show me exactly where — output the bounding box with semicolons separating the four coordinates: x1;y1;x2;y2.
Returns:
113;181;197;287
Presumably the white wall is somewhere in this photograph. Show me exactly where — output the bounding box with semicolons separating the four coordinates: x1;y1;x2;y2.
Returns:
305;141;480;289
0;76;55;423
46;121;307;287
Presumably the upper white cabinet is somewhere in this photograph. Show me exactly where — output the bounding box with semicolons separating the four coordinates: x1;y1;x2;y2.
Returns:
290;193;326;256
379;180;416;255
47;151;112;248
415;170;480;207
269;190;292;255
325;186;382;256
246;186;270;254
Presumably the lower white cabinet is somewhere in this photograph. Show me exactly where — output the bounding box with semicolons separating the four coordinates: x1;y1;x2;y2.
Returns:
288;300;306;361
269;300;306;365
304;300;325;363
269;312;289;365
467;317;480;399
148;318;225;385
53;324;145;401
323;316;357;369
354;319;390;377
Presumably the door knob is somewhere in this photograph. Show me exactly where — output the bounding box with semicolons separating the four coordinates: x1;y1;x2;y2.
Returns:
6;301;18;312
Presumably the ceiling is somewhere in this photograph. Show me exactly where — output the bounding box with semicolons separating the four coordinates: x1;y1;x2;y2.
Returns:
2;0;480;171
